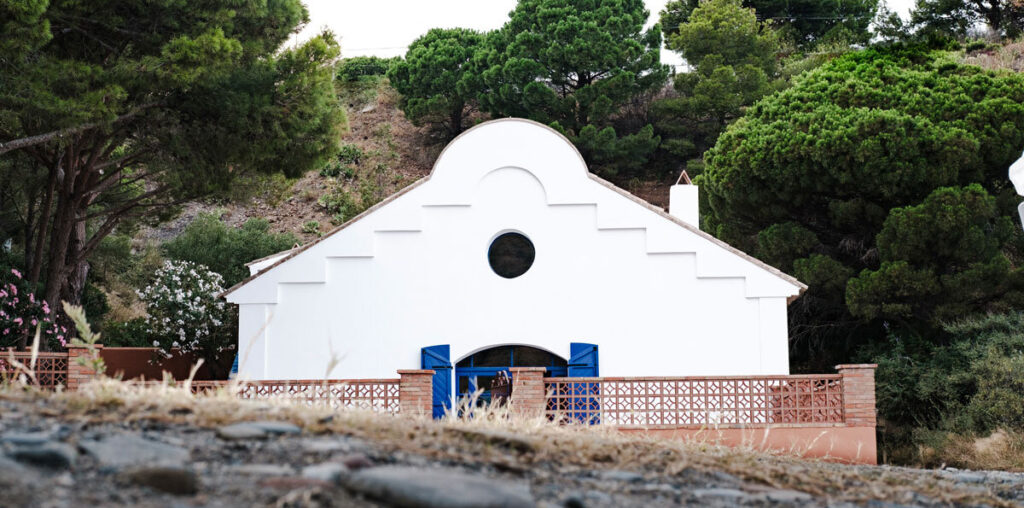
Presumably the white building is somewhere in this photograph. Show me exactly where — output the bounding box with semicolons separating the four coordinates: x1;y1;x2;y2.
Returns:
223;118;805;415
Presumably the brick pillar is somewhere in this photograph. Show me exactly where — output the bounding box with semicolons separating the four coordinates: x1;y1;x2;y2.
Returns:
66;344;104;391
836;364;877;427
508;367;547;419
397;369;434;418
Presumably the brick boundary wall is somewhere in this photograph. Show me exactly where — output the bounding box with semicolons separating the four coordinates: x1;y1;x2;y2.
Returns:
836;364;877;427
511;364;879;464
508;367;548;418
397;369;435;417
66;344;103;391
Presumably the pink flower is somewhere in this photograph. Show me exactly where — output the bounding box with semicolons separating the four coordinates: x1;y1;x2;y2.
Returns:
28;294;34;304
9;285;16;296
2;329;7;335
13;317;22;325
30;319;37;326
10;268;20;279
42;302;50;314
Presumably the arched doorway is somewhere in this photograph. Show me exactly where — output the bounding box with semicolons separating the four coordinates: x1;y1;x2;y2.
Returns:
455;345;567;405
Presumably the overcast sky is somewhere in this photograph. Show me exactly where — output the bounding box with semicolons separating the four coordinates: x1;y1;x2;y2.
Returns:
291;0;917;68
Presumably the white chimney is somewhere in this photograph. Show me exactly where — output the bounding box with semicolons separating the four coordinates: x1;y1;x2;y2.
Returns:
669;171;700;229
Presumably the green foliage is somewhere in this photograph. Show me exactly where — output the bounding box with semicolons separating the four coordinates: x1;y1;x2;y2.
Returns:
848;185;1021;326
701;47;1024;367
660;0;878;48
654;0;779;163
0;1;345;307
99;319;153;348
388;28;485;138
870;312;1024;434
163;213;298;287
320;144;364;178
477;0;669;176
302;221;321;235
910;0;1024;40
337;56;400;82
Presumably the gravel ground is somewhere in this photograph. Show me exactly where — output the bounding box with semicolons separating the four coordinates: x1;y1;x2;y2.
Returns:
0;394;1022;508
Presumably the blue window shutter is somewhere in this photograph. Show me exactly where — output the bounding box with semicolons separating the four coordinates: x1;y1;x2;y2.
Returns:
230;354;238;377
420;345;452;419
568;343;599;377
568;343;600;424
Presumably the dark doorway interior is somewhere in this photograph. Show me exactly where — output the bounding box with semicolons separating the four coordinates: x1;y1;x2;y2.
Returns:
455;345;567;406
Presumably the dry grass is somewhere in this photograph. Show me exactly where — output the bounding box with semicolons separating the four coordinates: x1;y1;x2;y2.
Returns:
0;379;1016;507
912;429;1024;472
963;40;1024;72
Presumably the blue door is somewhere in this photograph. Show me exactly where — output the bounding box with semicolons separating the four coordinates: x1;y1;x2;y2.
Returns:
568;342;600;424
421;345;452;419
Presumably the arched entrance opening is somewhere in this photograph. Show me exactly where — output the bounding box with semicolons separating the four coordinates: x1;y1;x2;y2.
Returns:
455;345;567;405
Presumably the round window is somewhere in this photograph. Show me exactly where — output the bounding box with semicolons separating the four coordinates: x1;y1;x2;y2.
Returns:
488;232;535;279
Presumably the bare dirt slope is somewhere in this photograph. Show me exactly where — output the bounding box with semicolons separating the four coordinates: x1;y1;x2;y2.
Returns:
143;81;440;246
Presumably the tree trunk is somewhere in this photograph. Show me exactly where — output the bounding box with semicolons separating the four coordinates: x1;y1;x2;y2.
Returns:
62;218;90;307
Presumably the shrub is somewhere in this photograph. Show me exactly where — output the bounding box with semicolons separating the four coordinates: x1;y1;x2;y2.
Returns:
302;221;321;235
0;268;67;350
138;260;234;374
319;144;363;178
163;213;298;286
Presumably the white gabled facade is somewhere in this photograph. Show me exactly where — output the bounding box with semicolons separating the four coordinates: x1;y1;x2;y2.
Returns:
224;118;805;383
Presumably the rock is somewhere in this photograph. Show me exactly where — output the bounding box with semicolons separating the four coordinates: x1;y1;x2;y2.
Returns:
341;466;535;508
0;455;36;506
79;434;189;468
247;420;301;435
122;466;199;495
562;494;586;508
599;470;644;483
302;437;352;453
302;462;348;483
953;471;987;484
765;489;813;502
693;488;748;500
338;452;374;470
1;432;52;446
229;463;295;476
9;442;76;469
359;104;376;113
583;491;612;505
216;423;268;440
260;476;333;490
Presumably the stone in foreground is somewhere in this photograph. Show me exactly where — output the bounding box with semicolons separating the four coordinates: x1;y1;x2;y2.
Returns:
341;466;535;508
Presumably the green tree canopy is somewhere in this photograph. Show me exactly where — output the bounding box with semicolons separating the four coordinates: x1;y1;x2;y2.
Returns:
478;0;669;176
387;28;486;139
660;0;878;48
0;0;344;330
847;184;1022;326
910;0;1024;39
654;0;779;165
701;47;1024;367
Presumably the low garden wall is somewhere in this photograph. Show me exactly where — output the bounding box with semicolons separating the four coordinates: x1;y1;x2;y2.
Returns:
2;345;876;463
497;364;878;464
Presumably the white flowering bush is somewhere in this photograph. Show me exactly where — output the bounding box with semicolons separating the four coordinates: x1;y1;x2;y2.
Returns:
138;260;233;362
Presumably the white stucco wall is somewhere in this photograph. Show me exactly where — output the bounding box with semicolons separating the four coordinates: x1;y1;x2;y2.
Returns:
225;119;804;381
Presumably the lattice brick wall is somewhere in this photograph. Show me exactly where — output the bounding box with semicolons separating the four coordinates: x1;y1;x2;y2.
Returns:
544;375;844;427
0;351;69;389
190;379;401;414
